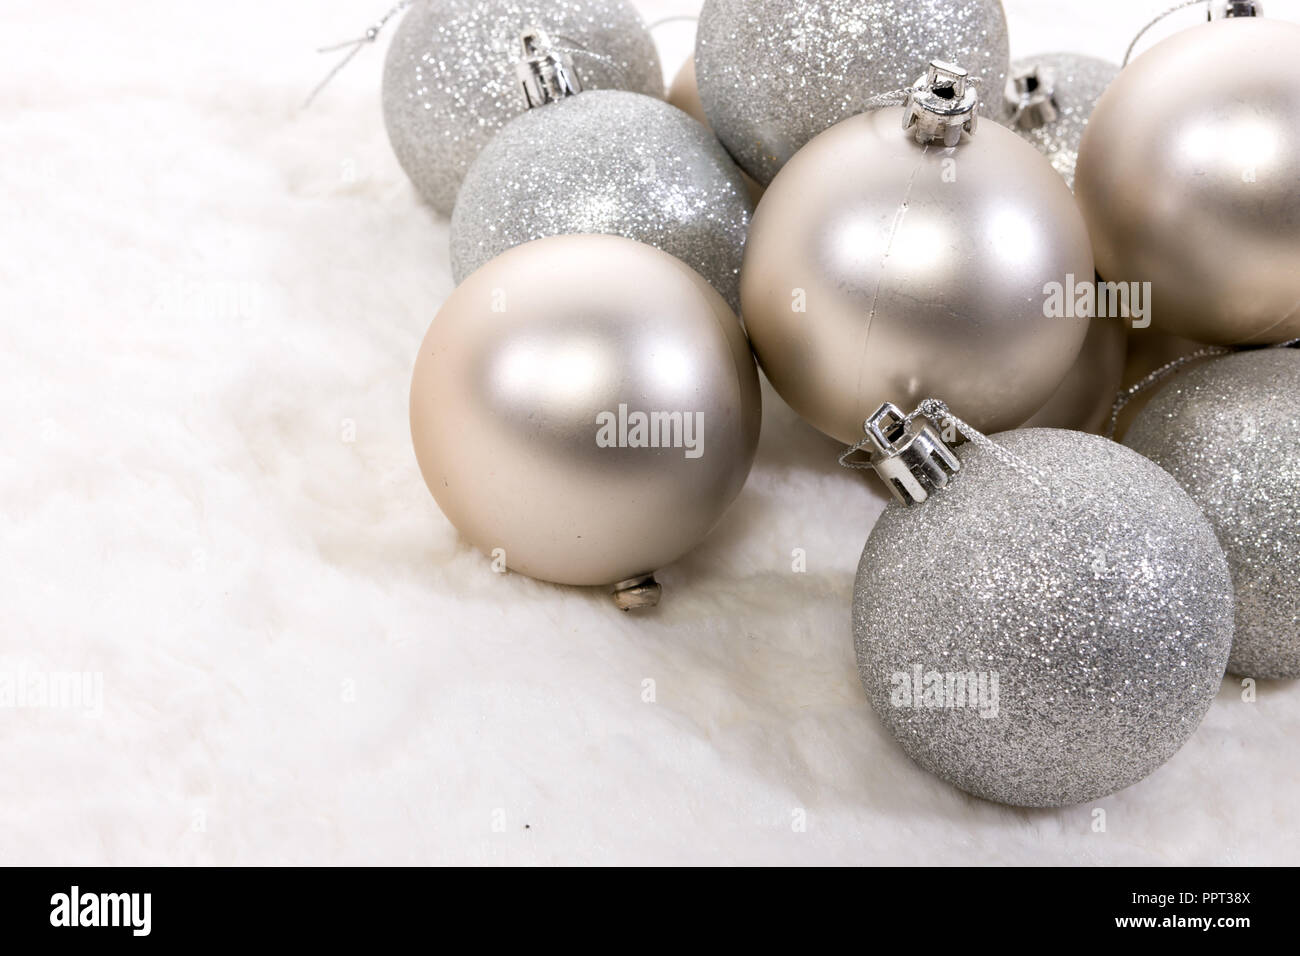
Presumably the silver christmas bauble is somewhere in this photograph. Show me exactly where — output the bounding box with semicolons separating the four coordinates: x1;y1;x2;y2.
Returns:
854;427;1234;807
1075;18;1300;345
382;0;662;215
410;234;761;596
1004;53;1119;191
741;106;1092;445
695;0;1011;184
450;90;753;312
1125;349;1300;679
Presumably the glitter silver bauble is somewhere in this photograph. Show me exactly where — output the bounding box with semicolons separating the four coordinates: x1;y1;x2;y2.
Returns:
411;234;761;603
1004;53;1118;191
450;90;753;311
854;426;1234;807
1022;317;1127;434
1125;349;1300;679
695;0;1011;184
382;0;662;215
1076;18;1300;345
741;102;1092;445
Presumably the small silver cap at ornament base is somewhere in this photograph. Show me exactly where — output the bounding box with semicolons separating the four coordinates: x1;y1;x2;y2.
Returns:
612;574;661;611
904;61;979;147
860;402;962;505
515;27;583;109
1213;1;1262;18
1005;64;1059;130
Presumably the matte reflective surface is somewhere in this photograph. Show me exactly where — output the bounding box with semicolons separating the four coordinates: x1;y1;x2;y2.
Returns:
1076;19;1300;345
411;235;761;587
742;108;1092;444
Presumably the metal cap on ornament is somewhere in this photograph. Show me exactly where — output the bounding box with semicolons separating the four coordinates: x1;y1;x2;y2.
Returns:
1213;1;1263;18
515;27;583;109
847;402;962;506
1005;63;1059;130
903;61;979;147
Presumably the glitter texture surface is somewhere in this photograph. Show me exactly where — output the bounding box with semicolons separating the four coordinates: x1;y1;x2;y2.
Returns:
1007;53;1117;190
450;90;753;311
382;0;662;215
1125;349;1300;679
695;0;1011;184
853;429;1234;807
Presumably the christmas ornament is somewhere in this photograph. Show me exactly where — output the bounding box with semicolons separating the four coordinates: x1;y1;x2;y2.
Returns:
1124;348;1300;679
666;57;764;203
1075;14;1300;344
741;63;1092;445
1003;53;1118;191
695;0;1011;185
1021;317;1127;434
382;0;662;215
849;401;1234;807
410;234;761;608
450;33;753;312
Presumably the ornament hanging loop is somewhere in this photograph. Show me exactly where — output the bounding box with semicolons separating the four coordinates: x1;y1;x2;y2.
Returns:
845;402;962;506
516;27;583;109
904;61;979;146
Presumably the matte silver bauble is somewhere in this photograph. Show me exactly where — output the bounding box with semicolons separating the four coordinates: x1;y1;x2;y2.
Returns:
1004;53;1119;190
741;106;1092;445
1022;317;1127;434
1125;349;1300;679
450;90;753;312
695;0;1011;184
854;426;1234;807
1075;18;1300;344
382;0;661;215
410;235;761;598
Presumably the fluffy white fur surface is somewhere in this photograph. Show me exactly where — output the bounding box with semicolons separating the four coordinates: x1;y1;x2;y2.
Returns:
2;0;1295;865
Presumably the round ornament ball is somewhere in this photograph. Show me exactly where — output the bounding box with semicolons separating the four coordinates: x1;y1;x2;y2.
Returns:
1124;348;1300;679
666;57;764;204
695;0;1011;185
1021;317;1127;434
382;0;662;215
741;69;1093;445
1075;17;1300;344
451;89;753;312
854;420;1234;806
411;235;761;604
1004;53;1119;191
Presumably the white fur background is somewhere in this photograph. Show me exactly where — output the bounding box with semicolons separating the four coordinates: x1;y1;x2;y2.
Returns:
2;0;1296;865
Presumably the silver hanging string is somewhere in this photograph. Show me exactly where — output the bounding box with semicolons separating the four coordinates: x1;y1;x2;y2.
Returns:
1104;337;1300;438
304;0;414;109
860;88;912;111
550;34;630;86
1103;345;1232;438
1123;0;1212;66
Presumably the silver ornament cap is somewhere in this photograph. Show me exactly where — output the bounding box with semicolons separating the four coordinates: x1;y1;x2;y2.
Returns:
850;402;961;505
904;61;979;147
1005;63;1059;130
1214;0;1263;17
515;27;583;108
1003;54;1118;191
